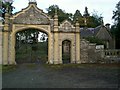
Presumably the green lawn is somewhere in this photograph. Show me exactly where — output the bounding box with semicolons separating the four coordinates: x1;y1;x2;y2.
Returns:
2;65;17;72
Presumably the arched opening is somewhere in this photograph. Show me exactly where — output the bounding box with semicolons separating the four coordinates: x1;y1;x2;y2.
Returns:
15;28;48;64
62;40;71;64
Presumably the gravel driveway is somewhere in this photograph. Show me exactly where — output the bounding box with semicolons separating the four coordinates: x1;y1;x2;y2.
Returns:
2;62;120;88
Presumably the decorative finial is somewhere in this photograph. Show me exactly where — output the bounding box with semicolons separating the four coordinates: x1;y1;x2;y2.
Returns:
29;0;37;5
29;0;36;2
84;17;87;26
55;7;58;15
54;7;58;19
75;18;79;27
54;7;58;27
83;6;90;17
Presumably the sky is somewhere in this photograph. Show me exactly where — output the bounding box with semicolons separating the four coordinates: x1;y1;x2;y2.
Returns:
12;0;120;25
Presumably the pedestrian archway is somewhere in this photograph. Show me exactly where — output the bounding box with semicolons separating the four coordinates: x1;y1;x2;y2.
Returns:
62;40;71;64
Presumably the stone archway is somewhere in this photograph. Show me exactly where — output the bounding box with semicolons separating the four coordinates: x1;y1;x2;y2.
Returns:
2;2;81;65
57;20;81;64
14;28;49;64
9;26;51;64
2;2;54;65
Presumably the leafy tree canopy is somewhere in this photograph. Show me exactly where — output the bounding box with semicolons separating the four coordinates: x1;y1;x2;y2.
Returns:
46;5;72;23
47;5;103;28
0;0;14;18
73;9;103;27
111;1;120;48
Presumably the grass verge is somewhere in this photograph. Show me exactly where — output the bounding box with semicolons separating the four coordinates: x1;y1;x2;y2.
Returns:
2;65;17;73
44;63;120;70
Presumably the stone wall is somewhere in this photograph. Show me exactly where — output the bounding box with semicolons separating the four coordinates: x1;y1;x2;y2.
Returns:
80;39;103;63
80;39;89;63
80;39;120;63
103;49;120;63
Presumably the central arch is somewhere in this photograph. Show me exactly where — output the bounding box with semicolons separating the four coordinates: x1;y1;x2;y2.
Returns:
15;28;48;64
9;26;52;64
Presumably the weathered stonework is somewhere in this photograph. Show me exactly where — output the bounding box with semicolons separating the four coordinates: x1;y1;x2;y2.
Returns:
2;2;81;65
13;4;50;25
0;21;3;64
57;20;81;64
2;2;119;65
80;39;103;63
80;39;89;63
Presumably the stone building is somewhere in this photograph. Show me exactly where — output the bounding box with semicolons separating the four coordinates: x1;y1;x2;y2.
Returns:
80;24;115;49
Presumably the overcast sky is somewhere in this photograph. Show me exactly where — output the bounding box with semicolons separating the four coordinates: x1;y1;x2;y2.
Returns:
13;0;119;25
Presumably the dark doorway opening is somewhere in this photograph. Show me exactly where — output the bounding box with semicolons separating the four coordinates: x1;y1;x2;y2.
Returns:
62;40;71;64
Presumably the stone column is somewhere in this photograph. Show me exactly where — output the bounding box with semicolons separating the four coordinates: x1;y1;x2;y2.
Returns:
3;13;10;65
53;10;59;64
75;21;81;63
106;41;109;49
48;32;53;64
71;41;75;63
9;32;16;65
59;38;62;64
0;21;3;64
48;32;54;64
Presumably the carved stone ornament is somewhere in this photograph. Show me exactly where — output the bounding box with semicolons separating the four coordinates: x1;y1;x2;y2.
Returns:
59;20;75;32
29;0;36;2
13;5;50;25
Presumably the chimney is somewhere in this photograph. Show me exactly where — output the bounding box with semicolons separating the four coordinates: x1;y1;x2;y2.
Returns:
105;23;110;30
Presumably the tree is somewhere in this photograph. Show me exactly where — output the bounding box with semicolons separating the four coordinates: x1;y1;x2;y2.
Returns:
47;5;102;27
86;16;103;28
73;10;84;26
46;5;73;23
91;11;103;25
0;0;14;18
84;10;103;28
16;29;40;45
40;33;47;42
73;8;103;27
73;10;82;22
111;1;120;49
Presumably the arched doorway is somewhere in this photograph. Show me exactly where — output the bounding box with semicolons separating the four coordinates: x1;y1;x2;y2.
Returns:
15;28;48;64
62;40;71;64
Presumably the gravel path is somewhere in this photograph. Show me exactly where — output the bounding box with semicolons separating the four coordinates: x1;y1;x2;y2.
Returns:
2;63;120;88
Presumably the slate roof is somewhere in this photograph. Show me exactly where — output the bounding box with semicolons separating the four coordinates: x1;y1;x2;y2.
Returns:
80;27;94;37
80;25;103;38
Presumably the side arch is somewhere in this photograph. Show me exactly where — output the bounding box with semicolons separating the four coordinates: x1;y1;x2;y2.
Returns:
62;39;72;64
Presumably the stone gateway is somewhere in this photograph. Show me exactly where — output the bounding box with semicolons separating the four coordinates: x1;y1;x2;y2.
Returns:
2;2;81;65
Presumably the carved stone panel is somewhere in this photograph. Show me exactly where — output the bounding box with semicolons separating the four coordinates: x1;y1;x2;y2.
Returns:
13;6;50;25
59;20;75;32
